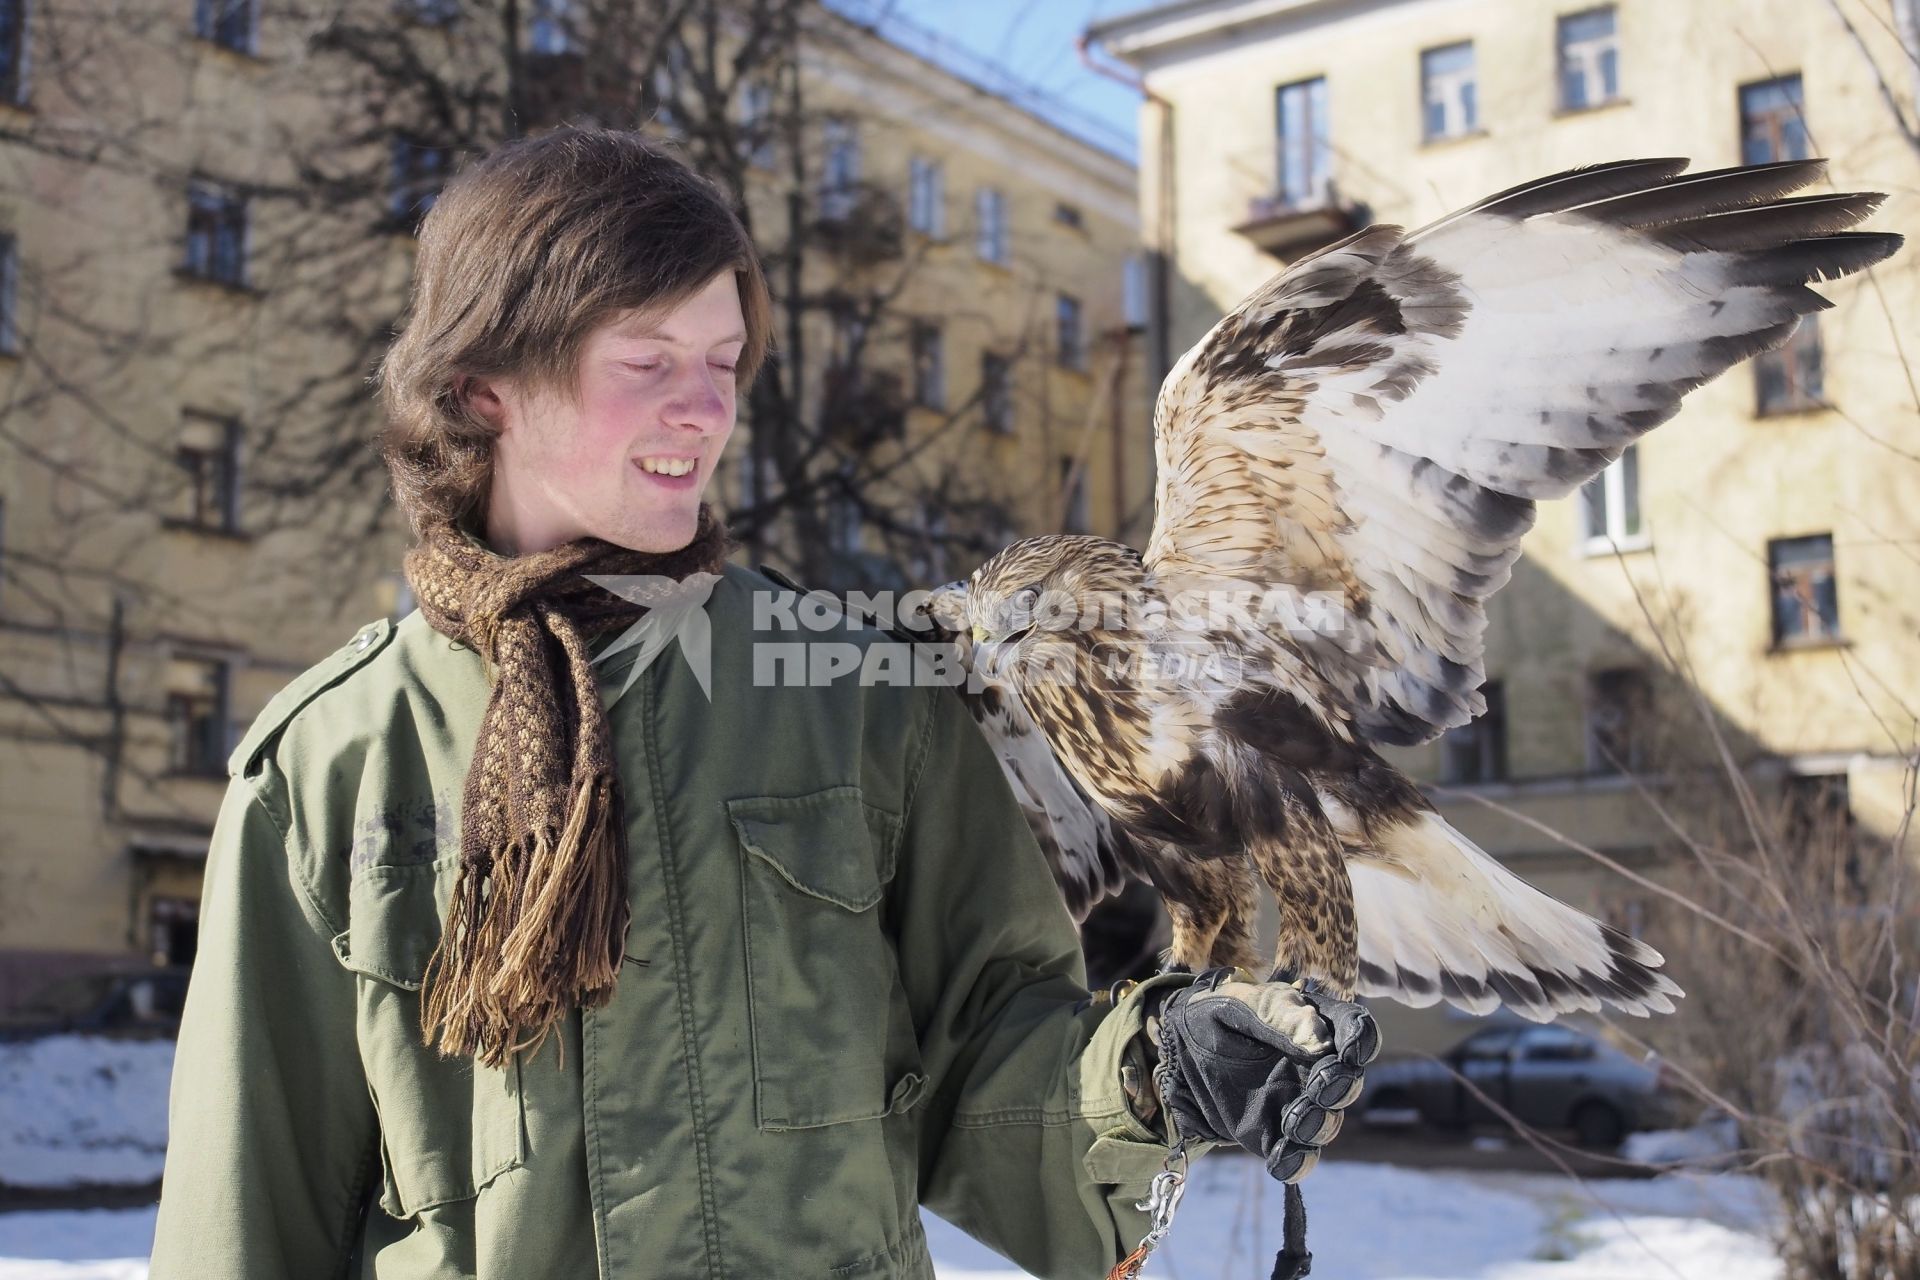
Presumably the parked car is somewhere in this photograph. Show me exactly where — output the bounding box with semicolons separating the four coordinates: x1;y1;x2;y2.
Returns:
0;966;191;1041
1359;1023;1675;1147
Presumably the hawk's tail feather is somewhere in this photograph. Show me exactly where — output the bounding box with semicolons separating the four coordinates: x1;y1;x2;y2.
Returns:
1351;812;1681;1020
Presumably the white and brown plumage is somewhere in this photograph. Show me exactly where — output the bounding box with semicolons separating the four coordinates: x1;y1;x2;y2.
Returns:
924;158;1901;1021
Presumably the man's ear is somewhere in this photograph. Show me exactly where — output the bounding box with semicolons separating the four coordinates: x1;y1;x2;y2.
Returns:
462;374;512;430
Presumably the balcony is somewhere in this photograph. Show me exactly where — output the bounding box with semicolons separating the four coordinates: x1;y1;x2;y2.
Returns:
812;182;905;265
1232;180;1368;260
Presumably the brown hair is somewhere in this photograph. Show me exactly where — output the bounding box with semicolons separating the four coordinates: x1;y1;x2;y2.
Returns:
377;127;775;541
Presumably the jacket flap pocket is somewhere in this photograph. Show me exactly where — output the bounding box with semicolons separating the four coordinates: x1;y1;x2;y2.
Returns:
335;860;456;990
727;787;891;911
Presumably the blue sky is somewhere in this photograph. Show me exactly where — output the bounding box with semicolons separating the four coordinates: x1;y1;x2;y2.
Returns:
831;0;1152;160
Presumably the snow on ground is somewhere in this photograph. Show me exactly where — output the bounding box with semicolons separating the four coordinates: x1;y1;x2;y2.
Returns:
0;1207;154;1280
0;1034;1786;1279
0;1039;171;1190
925;1157;1781;1280
0;1161;1784;1280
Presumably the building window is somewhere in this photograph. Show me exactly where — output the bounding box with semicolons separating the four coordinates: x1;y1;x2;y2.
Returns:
182;181;248;287
829;492;862;553
395;0;460;25
1769;533;1840;646
908;154;945;238
1741;75;1808;165
1056;293;1085;372
1755;315;1824;415
1587;667;1651;774
739;79;776;169
528;0;575;56
1422;42;1478;142
1059;457;1089;532
193;0;254;54
389;136;451;231
167;654;233;776
1440;680;1507;784
174;412;242;533
149;897;200;967
649;41;686;133
910;321;944;410
975;186;1008;265
1053;201;1084;231
0;0;26;104
1783;771;1851;835
981;352;1012;433
1557;7;1619;111
819;116;859;221
1275;76;1330;209
1579;443;1643;550
0;234;17;354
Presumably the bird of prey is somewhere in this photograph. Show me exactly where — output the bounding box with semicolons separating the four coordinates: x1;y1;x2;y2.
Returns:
923;157;1900;1021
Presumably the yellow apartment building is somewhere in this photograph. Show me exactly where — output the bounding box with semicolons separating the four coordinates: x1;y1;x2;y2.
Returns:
0;2;1152;1004
1089;0;1920;1051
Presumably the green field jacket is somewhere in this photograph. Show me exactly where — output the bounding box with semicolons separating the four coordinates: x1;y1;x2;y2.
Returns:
147;563;1192;1280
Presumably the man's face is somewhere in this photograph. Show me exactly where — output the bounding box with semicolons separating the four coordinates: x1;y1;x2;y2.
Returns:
473;270;744;555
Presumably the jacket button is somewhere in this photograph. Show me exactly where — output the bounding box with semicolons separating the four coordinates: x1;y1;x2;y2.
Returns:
353;628;377;652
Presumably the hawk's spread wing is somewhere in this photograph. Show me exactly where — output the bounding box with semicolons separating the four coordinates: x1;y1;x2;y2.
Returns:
1146;158;1899;746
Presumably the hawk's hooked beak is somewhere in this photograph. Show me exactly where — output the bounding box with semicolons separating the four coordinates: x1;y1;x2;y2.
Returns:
970;624;988;645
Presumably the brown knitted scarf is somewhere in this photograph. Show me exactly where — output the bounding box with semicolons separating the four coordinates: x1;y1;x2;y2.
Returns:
403;503;732;1067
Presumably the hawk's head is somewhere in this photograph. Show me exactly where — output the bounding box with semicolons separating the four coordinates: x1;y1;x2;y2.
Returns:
930;536;1148;683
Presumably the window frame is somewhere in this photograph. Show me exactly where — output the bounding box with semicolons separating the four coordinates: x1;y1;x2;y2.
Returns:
1739;74;1809;166
1274;75;1331;210
1585;666;1652;775
388;135;451;231
908;154;946;238
1555;6;1621;113
1753;314;1826;416
1055;292;1085;372
193;0;257;55
166;653;235;778
818;115;860;221
1577;443;1648;555
910;320;945;410
172;410;244;535
0;233;17;354
527;0;577;56
980;351;1013;434
1420;40;1479;143
1767;533;1842;648
1439;679;1507;785
181;180;250;289
975;185;1008;265
0;0;29;105
739;79;777;170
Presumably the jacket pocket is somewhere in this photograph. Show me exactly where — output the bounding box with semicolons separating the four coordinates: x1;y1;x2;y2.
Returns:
728;786;924;1131
334;859;528;1218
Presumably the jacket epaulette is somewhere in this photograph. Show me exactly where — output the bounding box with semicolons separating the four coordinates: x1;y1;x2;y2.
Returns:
227;617;398;780
753;563;924;647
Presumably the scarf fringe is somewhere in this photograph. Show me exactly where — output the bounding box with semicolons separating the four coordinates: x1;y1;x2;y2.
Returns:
421;770;631;1069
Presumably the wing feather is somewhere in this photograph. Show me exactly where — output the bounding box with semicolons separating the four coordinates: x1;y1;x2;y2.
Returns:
1145;157;1901;745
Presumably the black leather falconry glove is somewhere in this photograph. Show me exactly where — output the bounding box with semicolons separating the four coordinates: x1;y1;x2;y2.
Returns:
1152;966;1381;1183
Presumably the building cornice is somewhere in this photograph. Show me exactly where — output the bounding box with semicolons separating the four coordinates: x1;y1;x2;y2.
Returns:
1086;0;1367;66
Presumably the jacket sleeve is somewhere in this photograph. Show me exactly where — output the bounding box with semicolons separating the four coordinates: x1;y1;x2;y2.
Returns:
889;684;1198;1280
148;760;379;1280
